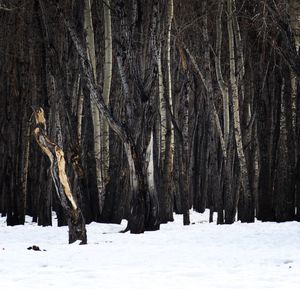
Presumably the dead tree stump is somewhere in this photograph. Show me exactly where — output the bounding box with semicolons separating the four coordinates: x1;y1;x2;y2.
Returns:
31;106;87;244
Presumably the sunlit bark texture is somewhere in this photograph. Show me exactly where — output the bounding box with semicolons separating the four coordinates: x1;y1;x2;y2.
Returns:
31;107;87;244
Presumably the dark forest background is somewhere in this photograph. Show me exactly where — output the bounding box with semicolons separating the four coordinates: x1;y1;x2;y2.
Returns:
1;0;300;239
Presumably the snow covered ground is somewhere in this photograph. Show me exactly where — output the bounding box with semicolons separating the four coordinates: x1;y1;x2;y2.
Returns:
0;211;300;289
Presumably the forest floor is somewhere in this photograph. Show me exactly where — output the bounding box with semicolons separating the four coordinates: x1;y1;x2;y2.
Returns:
0;211;299;289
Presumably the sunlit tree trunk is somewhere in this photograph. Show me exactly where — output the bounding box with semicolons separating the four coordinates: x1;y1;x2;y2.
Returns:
211;3;234;223
84;0;105;213
158;14;173;223
227;0;254;222
32;107;87;244
102;0;112;181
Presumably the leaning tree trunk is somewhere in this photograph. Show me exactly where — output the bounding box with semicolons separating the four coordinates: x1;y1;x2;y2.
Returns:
31;106;87;244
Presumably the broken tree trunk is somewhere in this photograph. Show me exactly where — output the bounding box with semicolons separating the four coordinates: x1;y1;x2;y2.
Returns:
31;106;87;244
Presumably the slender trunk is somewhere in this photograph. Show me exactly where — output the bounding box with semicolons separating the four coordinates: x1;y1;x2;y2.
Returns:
227;0;254;222
249;57;260;216
76;76;84;146
158;43;166;168
20;108;31;223
203;1;224;223
164;0;174;194
232;1;251;154
157;1;174;223
215;0;230;148
102;0;112;180
167;0;173;113
84;0;105;213
182;74;190;225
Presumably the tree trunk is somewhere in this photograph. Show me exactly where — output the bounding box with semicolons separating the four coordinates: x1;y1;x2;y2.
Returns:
32;107;87;244
227;0;254;222
215;0;230;149
84;0;105;214
161;0;175;224
102;0;112;180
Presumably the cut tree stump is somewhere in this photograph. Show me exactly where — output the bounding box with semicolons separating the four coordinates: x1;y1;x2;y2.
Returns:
31;106;87;244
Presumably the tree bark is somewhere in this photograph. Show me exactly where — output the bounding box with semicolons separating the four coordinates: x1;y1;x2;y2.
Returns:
84;0;105;214
102;0;112;179
227;0;254;222
215;0;230;149
161;0;175;224
31;107;87;244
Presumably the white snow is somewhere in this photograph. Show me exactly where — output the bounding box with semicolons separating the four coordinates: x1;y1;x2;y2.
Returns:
0;211;300;289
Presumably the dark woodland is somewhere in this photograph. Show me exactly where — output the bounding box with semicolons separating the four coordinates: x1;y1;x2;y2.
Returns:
1;0;300;243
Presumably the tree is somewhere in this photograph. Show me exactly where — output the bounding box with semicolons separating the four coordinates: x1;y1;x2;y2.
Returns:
31;106;87;244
